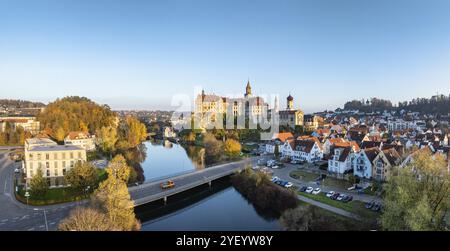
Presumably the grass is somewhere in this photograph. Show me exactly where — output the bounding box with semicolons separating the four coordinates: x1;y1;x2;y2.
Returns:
298;191;380;220
289;170;319;182
16;186;89;206
15;168;108;206
322;177;353;190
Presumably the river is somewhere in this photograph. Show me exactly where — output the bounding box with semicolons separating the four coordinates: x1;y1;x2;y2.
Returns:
131;140;282;231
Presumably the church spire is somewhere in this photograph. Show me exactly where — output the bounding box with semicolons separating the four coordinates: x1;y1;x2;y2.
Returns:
245;79;252;98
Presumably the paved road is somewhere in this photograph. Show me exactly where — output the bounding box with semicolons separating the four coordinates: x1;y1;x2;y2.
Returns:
297;195;361;220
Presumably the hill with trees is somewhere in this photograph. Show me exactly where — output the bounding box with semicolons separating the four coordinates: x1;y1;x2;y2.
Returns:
37;96;117;141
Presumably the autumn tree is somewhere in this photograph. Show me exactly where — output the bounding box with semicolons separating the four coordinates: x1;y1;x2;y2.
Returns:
203;133;223;165
96;126;118;154
380;150;450;231
223;139;241;158
116;116;147;151
64;161;99;194
91;156;141;231
29;168;49;197
58;207;120;231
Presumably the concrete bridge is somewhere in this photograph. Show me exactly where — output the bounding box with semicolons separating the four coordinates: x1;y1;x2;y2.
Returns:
129;157;257;207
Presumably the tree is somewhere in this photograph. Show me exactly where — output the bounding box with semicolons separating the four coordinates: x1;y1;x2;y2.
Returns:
203;133;223;164
96;126;118;154
29;168;49;197
116;116;147;150
280;205;314;231
274;145;280;159
64;161;99;194
106;155;132;184
58;207;120;231
223;139;241;157
380;150;450;231
54;126;66;142
91;158;141;231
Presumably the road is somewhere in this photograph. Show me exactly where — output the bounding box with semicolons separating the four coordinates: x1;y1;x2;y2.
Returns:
0;152;85;231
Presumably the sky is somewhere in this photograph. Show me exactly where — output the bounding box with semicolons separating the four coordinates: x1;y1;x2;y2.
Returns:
1;0;450;113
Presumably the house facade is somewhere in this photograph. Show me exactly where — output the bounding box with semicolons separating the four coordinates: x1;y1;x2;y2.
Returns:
282;139;323;163
64;131;96;151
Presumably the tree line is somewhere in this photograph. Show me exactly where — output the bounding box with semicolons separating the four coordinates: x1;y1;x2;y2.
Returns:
0;122;30;145
0;99;45;108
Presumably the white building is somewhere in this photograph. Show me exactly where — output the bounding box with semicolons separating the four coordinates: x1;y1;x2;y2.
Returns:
281;139;323;163
64;131;96;151
23;138;87;187
351;147;380;179
328;147;354;175
0;116;40;135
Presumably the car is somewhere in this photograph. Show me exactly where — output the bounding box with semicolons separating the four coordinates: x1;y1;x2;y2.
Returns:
271;165;279;169
330;193;340;200
271;176;280;182
342;195;353;202
312;188;321;195
365;200;376;209
290;160;300;164
14;168;20;173
372;203;382;212
160;180;175;189
326;191;336;198
305;187;314;193
284;182;293;188
337;194;346;201
299;186;308;192
251;166;259;170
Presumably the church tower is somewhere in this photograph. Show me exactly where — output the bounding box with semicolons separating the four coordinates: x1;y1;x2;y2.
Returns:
287;93;294;110
245;80;252;98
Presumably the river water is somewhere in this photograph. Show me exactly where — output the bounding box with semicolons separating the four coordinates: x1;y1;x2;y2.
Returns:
133;140;282;231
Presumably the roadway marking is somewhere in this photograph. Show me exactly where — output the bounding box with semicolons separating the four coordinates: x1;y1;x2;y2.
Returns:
1;219;8;222
27;227;35;231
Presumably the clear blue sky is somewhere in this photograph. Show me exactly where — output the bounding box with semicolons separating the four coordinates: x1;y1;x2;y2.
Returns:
1;0;450;113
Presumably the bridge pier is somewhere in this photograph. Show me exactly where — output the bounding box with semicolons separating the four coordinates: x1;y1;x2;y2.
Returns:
208;180;211;188
163;196;167;205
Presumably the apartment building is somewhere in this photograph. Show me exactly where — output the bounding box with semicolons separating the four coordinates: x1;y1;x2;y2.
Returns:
23;138;87;187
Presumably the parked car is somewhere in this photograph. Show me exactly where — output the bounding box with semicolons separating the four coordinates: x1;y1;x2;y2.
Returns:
271;176;280;182
312;188;321;195
251;166;259;170
284;182;293;188
305;187;314;193
342;195;353;202
326;191;336;198
299;186;308;192
372;203;382;212
290;160;300;164
14;168;20;173
365;200;376;209
330;193;340;200
337;194;346;201
271;165;279;169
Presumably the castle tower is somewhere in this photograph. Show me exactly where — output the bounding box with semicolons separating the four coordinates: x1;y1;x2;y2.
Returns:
287;93;294;110
245;80;252;98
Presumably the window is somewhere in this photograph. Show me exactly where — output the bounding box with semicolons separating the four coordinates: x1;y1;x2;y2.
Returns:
78;152;82;159
29;154;33;160
38;162;42;169
37;154;41;160
46;162;49;168
62;161;66;168
54;153;58;159
63;168;66;175
70;161;74;167
30;170;34;177
46;154;49;160
54;162;58;168
55;169;58;176
70;152;74;159
46;169;50;177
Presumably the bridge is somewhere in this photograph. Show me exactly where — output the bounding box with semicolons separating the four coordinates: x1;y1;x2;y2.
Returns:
129;157;257;207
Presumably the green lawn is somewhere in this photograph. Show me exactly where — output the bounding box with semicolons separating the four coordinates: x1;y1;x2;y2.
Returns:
289;170;320;182
322;177;353;190
298;191;380;220
16;186;88;206
15;168;108;206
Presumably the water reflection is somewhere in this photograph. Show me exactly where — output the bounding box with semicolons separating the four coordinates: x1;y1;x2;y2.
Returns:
122;140;206;183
